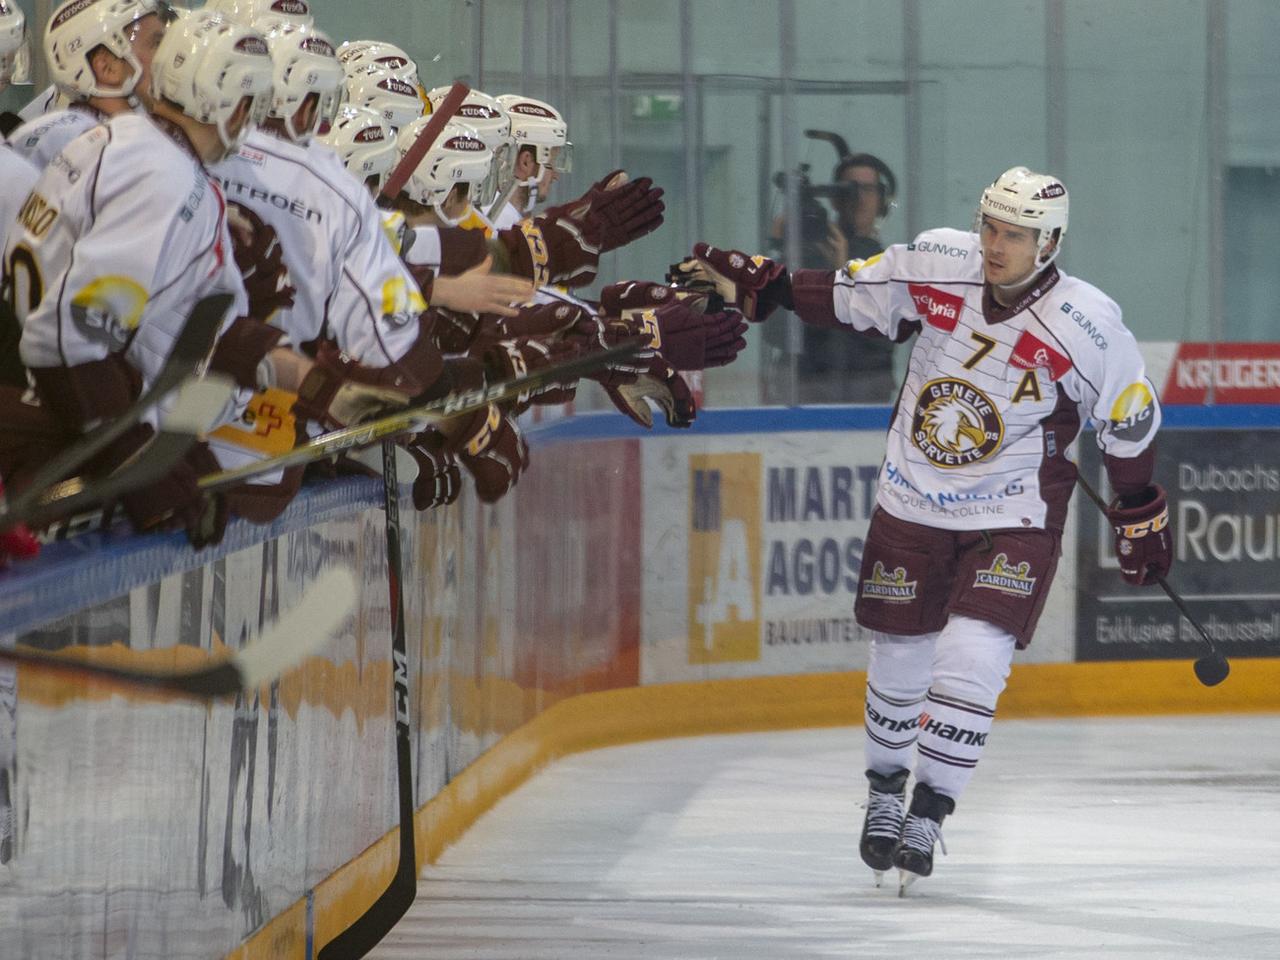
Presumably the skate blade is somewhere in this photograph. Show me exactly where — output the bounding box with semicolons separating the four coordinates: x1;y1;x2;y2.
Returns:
897;870;920;897
872;869;885;888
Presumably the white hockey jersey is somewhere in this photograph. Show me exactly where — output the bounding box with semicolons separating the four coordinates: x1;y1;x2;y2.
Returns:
0;147;38;250
15;85;60;124
826;228;1159;532
6;106;102;169
210;129;424;365
5;112;247;424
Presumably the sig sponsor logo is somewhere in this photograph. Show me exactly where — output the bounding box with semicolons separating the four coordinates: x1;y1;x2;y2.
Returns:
907;283;964;332
1109;382;1156;442
860;561;918;603
1059;301;1108;350
973;553;1037;597
689;453;762;663
911;378;1004;468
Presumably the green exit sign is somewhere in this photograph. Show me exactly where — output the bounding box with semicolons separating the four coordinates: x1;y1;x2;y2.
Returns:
631;94;684;121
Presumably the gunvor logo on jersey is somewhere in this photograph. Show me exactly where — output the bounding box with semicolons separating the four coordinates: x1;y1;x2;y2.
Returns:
911;378;1004;468
861;561;918;603
973;553;1037;597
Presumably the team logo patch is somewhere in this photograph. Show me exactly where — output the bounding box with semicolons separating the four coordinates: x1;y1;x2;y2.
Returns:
912;378;1004;468
860;561;918;603
907;283;964;332
1109;382;1156;442
973;553;1037;597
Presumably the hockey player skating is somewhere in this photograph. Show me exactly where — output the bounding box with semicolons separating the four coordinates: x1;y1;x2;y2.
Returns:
671;166;1173;893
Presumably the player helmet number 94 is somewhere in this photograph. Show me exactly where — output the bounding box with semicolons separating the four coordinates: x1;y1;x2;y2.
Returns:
496;93;572;177
151;11;274;153
977;165;1069;269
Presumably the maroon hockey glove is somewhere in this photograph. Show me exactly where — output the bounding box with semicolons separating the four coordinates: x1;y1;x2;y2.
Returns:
472;301;587;351
602;360;696;429
227;202;296;322
667;243;791;323
421;356;507;459
459;415;529;504
498;216;600;289
606;295;747;371
292;344;416;431
542;174;666;254
482;337;581;414
405;433;463;511
120;439;227;549
1107;484;1172;586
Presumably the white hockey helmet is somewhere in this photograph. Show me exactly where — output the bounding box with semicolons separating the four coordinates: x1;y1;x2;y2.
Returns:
343;65;423;129
977;166;1069;268
496;93;572;179
0;0;24;81
205;0;313;31
427;86;510;204
262;22;343;143
151;10;273;153
395;116;494;216
338;40;420;88
44;0;165;100
317;104;396;193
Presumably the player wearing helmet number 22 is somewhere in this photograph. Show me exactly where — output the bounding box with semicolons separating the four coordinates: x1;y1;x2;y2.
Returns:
671;166;1171;894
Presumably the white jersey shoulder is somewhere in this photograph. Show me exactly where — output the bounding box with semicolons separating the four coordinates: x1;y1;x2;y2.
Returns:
11;112;245;408
211;129;423;366
0;147;39;250
6;108;101;169
491;199;522;231
15;85;61;124
897;227;983;279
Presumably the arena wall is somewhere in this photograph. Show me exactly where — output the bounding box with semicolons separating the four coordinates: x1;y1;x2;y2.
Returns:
1;407;1277;959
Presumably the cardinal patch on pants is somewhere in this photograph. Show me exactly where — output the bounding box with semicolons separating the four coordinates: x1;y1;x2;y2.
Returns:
861;561;918;603
972;553;1036;597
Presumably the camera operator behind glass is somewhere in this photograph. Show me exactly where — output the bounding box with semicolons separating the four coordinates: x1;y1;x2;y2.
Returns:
765;134;898;403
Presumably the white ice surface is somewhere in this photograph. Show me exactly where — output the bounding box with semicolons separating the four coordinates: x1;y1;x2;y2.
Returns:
371;716;1280;960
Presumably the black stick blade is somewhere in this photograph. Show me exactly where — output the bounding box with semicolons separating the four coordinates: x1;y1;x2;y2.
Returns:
1193;654;1230;687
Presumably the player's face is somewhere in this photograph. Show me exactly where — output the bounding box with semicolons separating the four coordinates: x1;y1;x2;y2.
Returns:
980;217;1040;286
127;14;166;97
837;165;881;235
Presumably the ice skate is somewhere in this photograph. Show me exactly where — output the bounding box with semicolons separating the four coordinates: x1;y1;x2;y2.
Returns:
893;782;955;896
859;768;909;886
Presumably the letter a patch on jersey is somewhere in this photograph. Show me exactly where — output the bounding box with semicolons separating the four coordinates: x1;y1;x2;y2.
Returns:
1009;330;1072;381
907;283;964;332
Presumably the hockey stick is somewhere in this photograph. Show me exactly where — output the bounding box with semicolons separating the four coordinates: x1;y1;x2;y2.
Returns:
381;80;470;201
0;566;356;698
9;375;236;533
0;293;233;533
316;442;416;959
32;341;643;544
198;340;644;493
1076;473;1230;686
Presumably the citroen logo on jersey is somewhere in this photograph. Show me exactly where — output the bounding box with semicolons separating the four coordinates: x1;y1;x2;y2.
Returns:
911;378;1004;468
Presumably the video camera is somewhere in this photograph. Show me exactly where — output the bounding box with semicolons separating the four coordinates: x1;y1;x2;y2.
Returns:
771;130;896;269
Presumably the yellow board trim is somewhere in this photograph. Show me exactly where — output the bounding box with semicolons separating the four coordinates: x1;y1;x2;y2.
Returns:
228;658;1280;959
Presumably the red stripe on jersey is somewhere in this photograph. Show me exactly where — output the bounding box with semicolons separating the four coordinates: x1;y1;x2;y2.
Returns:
1010;330;1073;381
908;283;964;332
